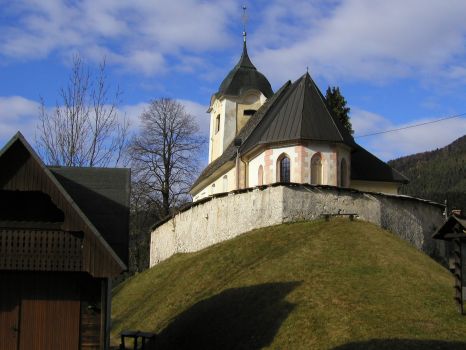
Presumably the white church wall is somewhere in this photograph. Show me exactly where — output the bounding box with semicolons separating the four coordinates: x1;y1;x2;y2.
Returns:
192;166;237;202
151;185;445;266
350;180;400;195
248;152;265;187
247;143;339;186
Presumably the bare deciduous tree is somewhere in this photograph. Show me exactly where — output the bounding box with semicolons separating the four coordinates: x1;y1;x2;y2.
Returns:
129;98;204;217
37;55;129;167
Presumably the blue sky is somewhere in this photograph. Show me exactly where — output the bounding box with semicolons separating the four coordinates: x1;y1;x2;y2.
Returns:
1;0;466;162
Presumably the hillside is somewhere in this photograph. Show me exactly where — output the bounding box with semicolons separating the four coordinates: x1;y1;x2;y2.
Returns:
112;219;466;349
388;135;466;212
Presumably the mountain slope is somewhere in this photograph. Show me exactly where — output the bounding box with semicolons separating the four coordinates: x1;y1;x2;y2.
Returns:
388;135;466;211
111;219;466;349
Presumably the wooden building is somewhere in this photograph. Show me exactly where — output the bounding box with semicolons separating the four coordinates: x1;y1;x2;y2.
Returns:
0;132;130;349
433;212;466;314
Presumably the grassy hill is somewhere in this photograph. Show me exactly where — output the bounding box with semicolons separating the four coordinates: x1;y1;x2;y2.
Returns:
111;219;466;349
388;134;466;212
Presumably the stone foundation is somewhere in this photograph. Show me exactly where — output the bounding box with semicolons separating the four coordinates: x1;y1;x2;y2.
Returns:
150;184;445;266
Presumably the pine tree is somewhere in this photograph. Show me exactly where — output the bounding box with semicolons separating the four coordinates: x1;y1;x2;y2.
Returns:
325;86;353;135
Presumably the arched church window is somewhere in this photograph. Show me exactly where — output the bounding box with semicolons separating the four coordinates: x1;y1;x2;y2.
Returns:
215;114;220;134
340;158;348;187
258;165;263;186
311;153;323;185
277;154;290;183
222;175;228;192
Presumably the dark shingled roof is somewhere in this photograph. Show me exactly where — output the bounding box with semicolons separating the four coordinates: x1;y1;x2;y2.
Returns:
49;166;131;265
351;145;408;183
217;41;273;98
192;72;408;193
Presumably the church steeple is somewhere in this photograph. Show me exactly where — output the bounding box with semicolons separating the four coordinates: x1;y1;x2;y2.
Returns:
242;4;248;43
237;40;255;70
207;5;273;164
238;5;255;71
216;7;273;99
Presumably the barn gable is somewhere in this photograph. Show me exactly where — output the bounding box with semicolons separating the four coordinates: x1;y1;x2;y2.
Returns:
0;132;127;277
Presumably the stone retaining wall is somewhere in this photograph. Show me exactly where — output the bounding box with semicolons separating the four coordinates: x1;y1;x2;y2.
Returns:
150;185;446;266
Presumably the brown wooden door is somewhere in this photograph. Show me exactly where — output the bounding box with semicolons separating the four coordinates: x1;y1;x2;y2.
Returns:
18;273;81;350
0;273;20;350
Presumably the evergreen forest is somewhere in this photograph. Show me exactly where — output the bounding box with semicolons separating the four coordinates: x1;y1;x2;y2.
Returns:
388;135;466;213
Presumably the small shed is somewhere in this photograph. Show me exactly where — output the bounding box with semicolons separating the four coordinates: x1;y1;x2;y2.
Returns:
433;213;466;314
0;132;129;349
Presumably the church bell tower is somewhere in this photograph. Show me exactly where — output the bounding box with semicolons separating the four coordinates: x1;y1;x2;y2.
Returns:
207;7;273;163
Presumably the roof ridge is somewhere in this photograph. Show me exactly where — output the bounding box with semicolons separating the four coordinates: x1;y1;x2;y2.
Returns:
298;74;309;139
306;74;345;143
241;79;298;150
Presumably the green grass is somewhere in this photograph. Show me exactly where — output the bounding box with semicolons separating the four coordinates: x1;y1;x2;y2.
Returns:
111;219;466;349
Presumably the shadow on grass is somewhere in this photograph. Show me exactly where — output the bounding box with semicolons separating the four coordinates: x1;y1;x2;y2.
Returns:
148;281;301;350
333;339;466;350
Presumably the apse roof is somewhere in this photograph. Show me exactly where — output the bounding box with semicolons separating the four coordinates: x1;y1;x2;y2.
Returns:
241;73;355;152
217;41;273;98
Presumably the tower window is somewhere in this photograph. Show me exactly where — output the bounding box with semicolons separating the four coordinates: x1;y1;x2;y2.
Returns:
215;114;220;134
244;109;256;117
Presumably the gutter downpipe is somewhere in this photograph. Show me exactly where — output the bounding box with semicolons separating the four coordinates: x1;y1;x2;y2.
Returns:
234;138;242;190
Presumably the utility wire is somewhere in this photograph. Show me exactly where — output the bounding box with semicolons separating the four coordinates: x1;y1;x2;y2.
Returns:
355;112;466;138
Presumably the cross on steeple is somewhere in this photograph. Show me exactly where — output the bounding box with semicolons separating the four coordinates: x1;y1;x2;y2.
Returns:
242;5;248;43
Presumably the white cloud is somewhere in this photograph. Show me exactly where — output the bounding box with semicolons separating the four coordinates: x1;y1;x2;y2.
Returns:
119;102;148;131
178;99;209;137
0;96;40;144
253;0;466;84
0;95;209;152
353;108;466;160
0;0;237;74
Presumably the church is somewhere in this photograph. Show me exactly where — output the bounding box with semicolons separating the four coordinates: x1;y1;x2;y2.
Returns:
190;34;408;201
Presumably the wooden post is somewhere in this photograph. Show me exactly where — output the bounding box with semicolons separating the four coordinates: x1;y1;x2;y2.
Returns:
453;239;463;314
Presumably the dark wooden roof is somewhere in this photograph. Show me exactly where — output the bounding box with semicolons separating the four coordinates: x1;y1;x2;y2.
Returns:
49;167;130;265
433;214;466;240
0;132;128;277
217;41;273;98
